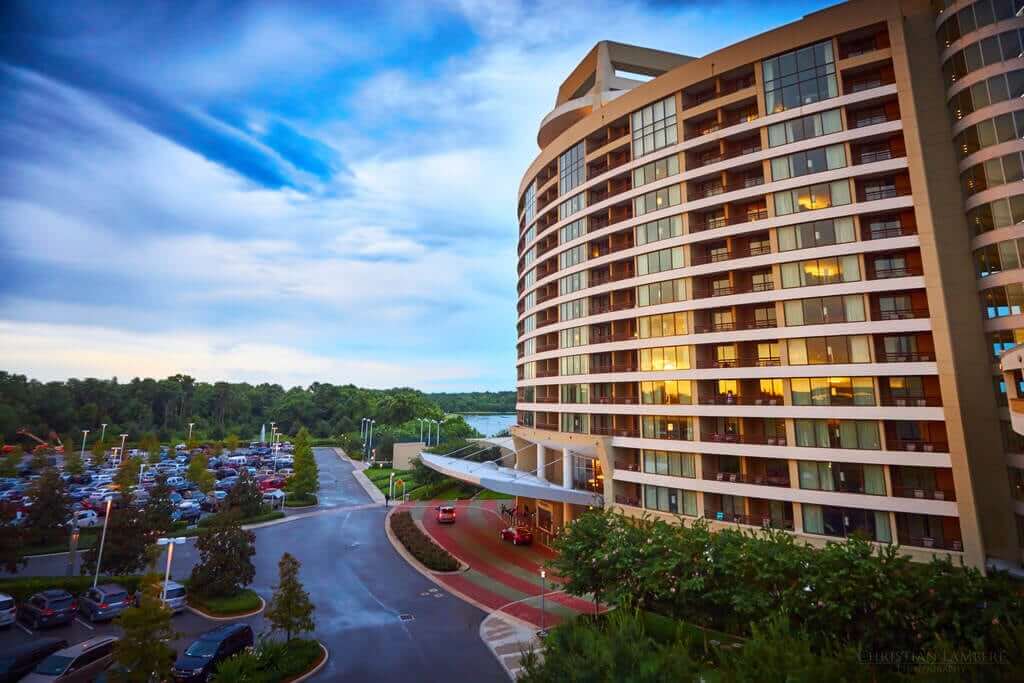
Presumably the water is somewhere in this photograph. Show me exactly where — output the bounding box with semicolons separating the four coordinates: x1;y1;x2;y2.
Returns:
461;414;516;437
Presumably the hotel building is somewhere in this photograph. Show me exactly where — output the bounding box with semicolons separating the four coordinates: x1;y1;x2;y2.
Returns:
427;0;1024;571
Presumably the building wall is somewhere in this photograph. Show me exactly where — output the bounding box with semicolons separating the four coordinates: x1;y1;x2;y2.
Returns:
393;442;424;471
513;0;1023;569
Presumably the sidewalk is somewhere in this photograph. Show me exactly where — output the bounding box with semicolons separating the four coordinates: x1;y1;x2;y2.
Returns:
333;447;386;505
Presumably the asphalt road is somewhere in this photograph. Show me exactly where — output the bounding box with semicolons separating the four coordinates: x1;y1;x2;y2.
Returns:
1;448;507;682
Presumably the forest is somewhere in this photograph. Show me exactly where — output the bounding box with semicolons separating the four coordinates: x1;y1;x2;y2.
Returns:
424;391;516;413
0;371;510;445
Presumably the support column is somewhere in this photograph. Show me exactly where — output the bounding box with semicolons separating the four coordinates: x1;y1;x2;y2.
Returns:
562;447;573;489
537;444;547;481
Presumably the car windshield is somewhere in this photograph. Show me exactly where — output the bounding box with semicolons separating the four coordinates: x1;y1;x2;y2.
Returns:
34;655;75;676
48;596;73;610
105;592;127;603
0;598;14;609
165;587;186;599
185;639;219;658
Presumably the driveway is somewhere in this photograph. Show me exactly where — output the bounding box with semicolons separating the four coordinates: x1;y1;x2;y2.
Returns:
1;448;506;682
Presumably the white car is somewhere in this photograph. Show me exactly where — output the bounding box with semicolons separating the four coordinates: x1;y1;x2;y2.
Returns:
69;510;101;528
0;592;14;627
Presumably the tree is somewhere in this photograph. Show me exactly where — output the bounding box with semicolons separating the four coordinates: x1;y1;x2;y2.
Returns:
187;452;215;494
81;507;151;576
0;453;17;478
91;437;106;462
265;552;315;641
0;521;26;574
189;517;255;598
112;574;177;682
29;448;48;472
287;428;318;500
143;475;175;538
114;456;142;494
24;468;70;546
225;433;240;453
64;447;84;477
227;469;263;518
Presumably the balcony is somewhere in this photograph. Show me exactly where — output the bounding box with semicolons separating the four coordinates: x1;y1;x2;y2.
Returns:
879;395;942;407
892;486;954;501
690;208;768;233
614;493;641;507
870;266;922;280
693;281;774;299
590;329;635;344
591;425;640;437
590;362;638;374
706;470;791;487
886;439;948;453
705;512;794;531
695;356;781;369
877;352;935;362
698;393;783;406
869;307;928;321
703;432;787;446
590;298;636;314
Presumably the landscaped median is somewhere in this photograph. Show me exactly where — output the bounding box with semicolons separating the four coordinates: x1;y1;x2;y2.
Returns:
389;509;459;572
187;587;264;618
208;637;326;682
283;493;318;508
0;575;144;601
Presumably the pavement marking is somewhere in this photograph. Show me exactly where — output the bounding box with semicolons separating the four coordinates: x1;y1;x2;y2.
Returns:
76;617;96;630
16;622;33;636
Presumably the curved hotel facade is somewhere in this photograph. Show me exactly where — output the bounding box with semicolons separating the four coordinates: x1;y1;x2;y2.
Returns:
508;0;1024;571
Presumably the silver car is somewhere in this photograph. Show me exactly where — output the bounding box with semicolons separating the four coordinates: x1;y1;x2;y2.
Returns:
23;636;118;683
0;592;15;627
161;580;187;614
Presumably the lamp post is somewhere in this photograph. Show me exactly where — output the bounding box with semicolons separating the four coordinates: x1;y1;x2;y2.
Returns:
80;429;89;461
269;422;276;447
187;423;195;444
539;569;547;635
119;433;128;465
418;418;425;443
99;423;108;445
389;471;395;500
67;528;80;577
366;420;376;460
93;497;113;587
360;418;367;441
436;420;442;446
156;537;186;602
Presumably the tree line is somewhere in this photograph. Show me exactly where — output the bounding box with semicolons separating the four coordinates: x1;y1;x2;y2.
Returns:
0;371;514;445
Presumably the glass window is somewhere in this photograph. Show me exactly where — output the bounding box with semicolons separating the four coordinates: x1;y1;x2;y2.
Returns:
637;247;684;276
523;182;536;224
559;245;585;270
633;154;680;187
559;218;586;244
634;185;682;216
763;40;837;113
638;312;687;338
559;142;585;194
638;278;686;307
639;345;690;371
559;193;585;220
636;216;682;246
560;325;589;349
632;97;678;157
767;109;842;147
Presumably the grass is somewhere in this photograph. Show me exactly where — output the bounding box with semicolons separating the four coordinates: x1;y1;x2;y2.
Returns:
188;588;262;616
474;489;515;500
197;509;287;527
283;494;317;508
21;527;100;557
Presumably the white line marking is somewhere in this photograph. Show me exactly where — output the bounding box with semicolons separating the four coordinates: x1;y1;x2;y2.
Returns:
76;617;95;630
16;622;32;635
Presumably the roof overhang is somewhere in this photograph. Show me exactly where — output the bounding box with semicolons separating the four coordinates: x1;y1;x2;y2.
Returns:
419;452;604;507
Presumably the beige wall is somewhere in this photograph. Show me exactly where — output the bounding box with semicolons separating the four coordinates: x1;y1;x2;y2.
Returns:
393;441;424;471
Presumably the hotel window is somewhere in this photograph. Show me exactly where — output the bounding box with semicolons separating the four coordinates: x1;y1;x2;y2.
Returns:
559;271;588;296
522;268;536;290
642;450;696;479
773;181;851;215
642;415;694;440
799;461;885;494
784;295;865;326
790;377;875;406
523;246;536;268
794;419;881;449
559;298;588;322
777;217;855;251
633;154;680;187
521;361;536;379
989;328;1024;358
640;380;693;405
637;246;684;276
632;97;678;157
770;144;846;181
942;27;1024;88
767;109;842;147
559;244;586;270
780;255;860;288
639;345;690;371
962;150;1024;196
561;383;590;404
643;485;697;516
787;335;872;365
954;110;1024;160
523;225;536;246
762;40;837;113
522;337;536;357
559;193;585;220
636;215;683;246
938;0;1021;47
560;218;586;244
559;325;589;349
522;315;536;334
522;291;536;310
560;412;589;434
638;312;687;338
948;68;1024;121
559;142;585;194
976;239;1024;277
638;278;686;307
559;354;590;376
967;194;1024;235
524;181;536;224
634;185;682;216
802;504;891;543
983;282;1024;318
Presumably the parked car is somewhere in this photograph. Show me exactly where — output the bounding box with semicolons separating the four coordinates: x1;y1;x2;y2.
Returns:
500;526;534;546
67;510;100;528
18;590;76;629
214;468;237;481
0;638;68;683
214;477;238;492
165;476;185;489
258;477;284;492
159;580;187;614
0;592;15;627
262;489;285;509
173;504;202;524
200;490;228;512
436;505;456;524
172;623;254;681
77;584;129;622
23;636;118;683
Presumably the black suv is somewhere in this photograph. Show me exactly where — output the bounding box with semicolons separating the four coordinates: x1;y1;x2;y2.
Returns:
172;623;254;681
0;637;67;682
18;590;76;629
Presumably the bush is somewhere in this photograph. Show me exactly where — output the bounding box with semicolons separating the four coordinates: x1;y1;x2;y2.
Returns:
189;588;262;617
284;494;317;507
213;637;322;682
197;509;284;527
389;511;458;571
0;575;144;602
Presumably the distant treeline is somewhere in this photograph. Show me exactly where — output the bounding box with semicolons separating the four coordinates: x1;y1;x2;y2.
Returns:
425;391;516;414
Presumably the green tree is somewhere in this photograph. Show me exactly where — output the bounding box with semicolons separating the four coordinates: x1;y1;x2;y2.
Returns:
29;448;48;472
81;507;152;576
187;452;215;494
0;521;26;574
227;469;263;518
91;438;106;461
189;517;255;598
115;456;142;494
143;475;175;538
64;447;84;477
225;433;240;453
265;552;315;641
112;574;177;682
0;455;15;478
139;433;161;464
24;468;70;546
287;428;318;500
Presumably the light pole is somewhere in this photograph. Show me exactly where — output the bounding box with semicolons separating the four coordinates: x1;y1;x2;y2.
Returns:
436;420;442;446
67;528;80;577
99;423;108;445
93;497;113;587
389;471;395;500
157;537;186;602
418;418;425;443
366;420;376;460
119;433;128;464
80;429;89;460
539;569;547;635
269;422;276;447
187;422;195;444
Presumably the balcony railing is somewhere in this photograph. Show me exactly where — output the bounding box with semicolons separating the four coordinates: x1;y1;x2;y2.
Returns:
591;425;640;437
862;187;900;201
692;177;765;199
590;330;635;343
590;267;635;286
614;460;639;471
614;494;641;507
703;433;787;446
698;395;783;406
880;396;942;407
694;281;774;298
691;208;768;232
705;512;794;531
591;300;636;314
871;308;929;320
886;439;948;452
593;395;639;405
857;148;894;164
871;266;921;279
590;363;638;374
901;536;963;551
535;422;559;432
865;225;913;239
536;341;558;352
892;486;955;501
705;471;791;487
695;356;782;369
535;396;559;404
852;112;891;129
877;352;935;362
694;320;737;333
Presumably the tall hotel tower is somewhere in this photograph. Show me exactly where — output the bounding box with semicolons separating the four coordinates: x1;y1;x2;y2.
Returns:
510;0;1024;571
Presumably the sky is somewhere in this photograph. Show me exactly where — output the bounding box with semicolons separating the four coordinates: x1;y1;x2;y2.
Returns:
0;0;831;391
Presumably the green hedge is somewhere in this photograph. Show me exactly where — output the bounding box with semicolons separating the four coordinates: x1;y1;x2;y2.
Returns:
21;527;100;557
197;510;285;527
213;638;322;682
390;511;458;571
284;494;317;507
188;588;262;616
0;575;144;602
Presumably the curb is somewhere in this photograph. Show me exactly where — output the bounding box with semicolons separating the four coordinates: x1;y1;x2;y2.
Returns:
383;506;467;576
334;448;386;504
480;608;543;681
285;641;329;683
187;595;266;621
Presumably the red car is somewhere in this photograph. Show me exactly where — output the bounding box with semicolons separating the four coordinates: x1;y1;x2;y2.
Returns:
500;526;533;546
436;505;456;524
258;477;284;492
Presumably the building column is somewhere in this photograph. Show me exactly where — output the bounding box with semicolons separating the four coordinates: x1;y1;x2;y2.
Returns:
562;447;573;490
537;444;547;481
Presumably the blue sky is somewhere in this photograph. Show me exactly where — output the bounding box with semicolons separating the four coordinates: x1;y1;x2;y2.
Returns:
0;0;830;391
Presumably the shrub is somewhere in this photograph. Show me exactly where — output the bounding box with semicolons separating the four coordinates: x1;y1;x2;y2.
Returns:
389;511;458;571
0;575;144;602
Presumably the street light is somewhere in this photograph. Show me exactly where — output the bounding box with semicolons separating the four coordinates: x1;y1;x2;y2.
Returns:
187;423;195;443
366;420;376;460
99;423;108;444
156;537;186;602
436;420;442;446
539;569;547;635
119;434;128;465
80;429;89;460
67;528;80;577
93;497;113;587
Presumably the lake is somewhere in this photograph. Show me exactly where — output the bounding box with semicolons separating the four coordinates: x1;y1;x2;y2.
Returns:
461;413;517;437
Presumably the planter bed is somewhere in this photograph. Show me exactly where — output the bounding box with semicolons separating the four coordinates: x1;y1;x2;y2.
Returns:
390;510;459;571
